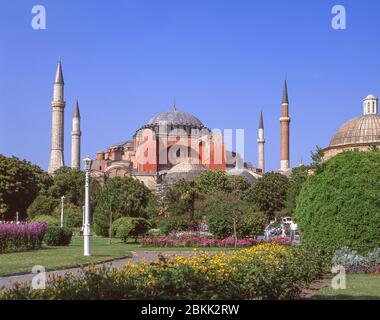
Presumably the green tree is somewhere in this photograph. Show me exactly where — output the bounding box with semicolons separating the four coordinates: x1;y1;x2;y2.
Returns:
310;146;325;173
295;150;380;254
0;155;52;219
226;175;251;197
27;194;60;218
196;170;230;194
285;165;309;214
164;179;201;219
203;192;263;242
27;167;100;222
238;212;267;239
48;167;101;208
245;172;289;219
94;177;153;236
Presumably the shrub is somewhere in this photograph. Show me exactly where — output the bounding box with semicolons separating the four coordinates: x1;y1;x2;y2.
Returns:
43;226;72;246
207;213;233;239
0;222;47;253
331;247;368;268
367;248;380;265
52;203;83;229
295;151;380;254
31;215;60;226
238;212;267;238
112;217;150;242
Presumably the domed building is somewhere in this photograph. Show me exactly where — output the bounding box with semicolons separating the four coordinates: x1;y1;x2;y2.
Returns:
324;94;380;160
91;105;238;189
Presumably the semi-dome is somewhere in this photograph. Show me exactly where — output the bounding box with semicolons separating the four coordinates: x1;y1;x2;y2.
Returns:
329;114;380;147
148;107;204;127
164;158;207;183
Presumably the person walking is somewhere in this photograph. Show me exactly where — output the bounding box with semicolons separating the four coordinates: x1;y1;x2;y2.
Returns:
290;221;297;240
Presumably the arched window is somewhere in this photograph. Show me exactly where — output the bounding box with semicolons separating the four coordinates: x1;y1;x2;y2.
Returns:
176;149;181;158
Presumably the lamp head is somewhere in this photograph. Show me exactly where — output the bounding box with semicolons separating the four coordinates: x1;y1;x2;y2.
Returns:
83;156;93;171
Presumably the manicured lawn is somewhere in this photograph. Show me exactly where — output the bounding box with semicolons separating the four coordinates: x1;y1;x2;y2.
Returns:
0;237;132;276
313;274;380;300
0;237;233;276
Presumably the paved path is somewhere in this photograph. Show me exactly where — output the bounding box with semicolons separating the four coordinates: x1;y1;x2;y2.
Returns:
0;250;195;290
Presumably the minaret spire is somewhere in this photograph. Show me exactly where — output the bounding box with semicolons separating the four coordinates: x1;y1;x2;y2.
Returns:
55;59;64;84
257;110;265;173
48;59;66;174
282;79;289;104
280;79;291;172
71;98;81;170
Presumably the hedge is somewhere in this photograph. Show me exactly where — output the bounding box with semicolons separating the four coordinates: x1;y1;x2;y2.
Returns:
295;150;380;254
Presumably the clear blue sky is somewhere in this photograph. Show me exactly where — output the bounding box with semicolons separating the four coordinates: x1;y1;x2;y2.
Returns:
1;0;380;172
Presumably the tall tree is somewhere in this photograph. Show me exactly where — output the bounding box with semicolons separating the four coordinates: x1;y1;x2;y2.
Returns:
244;172;289;219
94;177;153;236
164;179;201;219
0;155;52;219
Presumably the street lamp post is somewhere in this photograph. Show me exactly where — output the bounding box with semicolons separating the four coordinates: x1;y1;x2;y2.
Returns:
60;195;65;227
83;156;93;257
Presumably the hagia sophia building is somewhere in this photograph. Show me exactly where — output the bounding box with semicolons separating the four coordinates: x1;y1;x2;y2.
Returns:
47;60;380;190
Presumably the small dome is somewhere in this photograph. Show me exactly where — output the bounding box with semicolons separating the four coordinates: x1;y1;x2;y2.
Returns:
167;158;207;174
329;114;380;147
164;158;206;183
365;94;377;100
148;108;204;127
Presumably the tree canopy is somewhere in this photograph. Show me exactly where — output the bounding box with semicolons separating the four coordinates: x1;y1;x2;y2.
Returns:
0;155;52;219
94;177;153;236
244;172;289;218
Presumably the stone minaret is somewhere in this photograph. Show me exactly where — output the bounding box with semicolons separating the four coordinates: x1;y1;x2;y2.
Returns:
48;60;65;174
257;111;265;173
280;79;291;171
71;98;81;170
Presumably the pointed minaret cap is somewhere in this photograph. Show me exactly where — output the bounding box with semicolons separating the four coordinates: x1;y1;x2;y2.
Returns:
73;98;80;118
282;79;289;104
259;111;264;129
172;99;177;112
54;58;64;84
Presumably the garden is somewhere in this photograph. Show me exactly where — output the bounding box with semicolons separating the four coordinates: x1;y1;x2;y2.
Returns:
0;243;329;300
1;151;380;299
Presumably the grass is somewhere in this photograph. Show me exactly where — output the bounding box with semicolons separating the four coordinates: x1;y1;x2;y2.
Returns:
0;237;232;277
313;274;380;300
0;237;132;276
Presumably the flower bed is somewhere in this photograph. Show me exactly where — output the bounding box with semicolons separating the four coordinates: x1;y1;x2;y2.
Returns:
138;236;257;247
0;222;47;253
138;235;293;248
332;247;380;275
0;243;329;300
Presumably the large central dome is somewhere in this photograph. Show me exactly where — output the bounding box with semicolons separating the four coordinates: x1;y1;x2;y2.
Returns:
148;107;204;127
329;114;380;147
